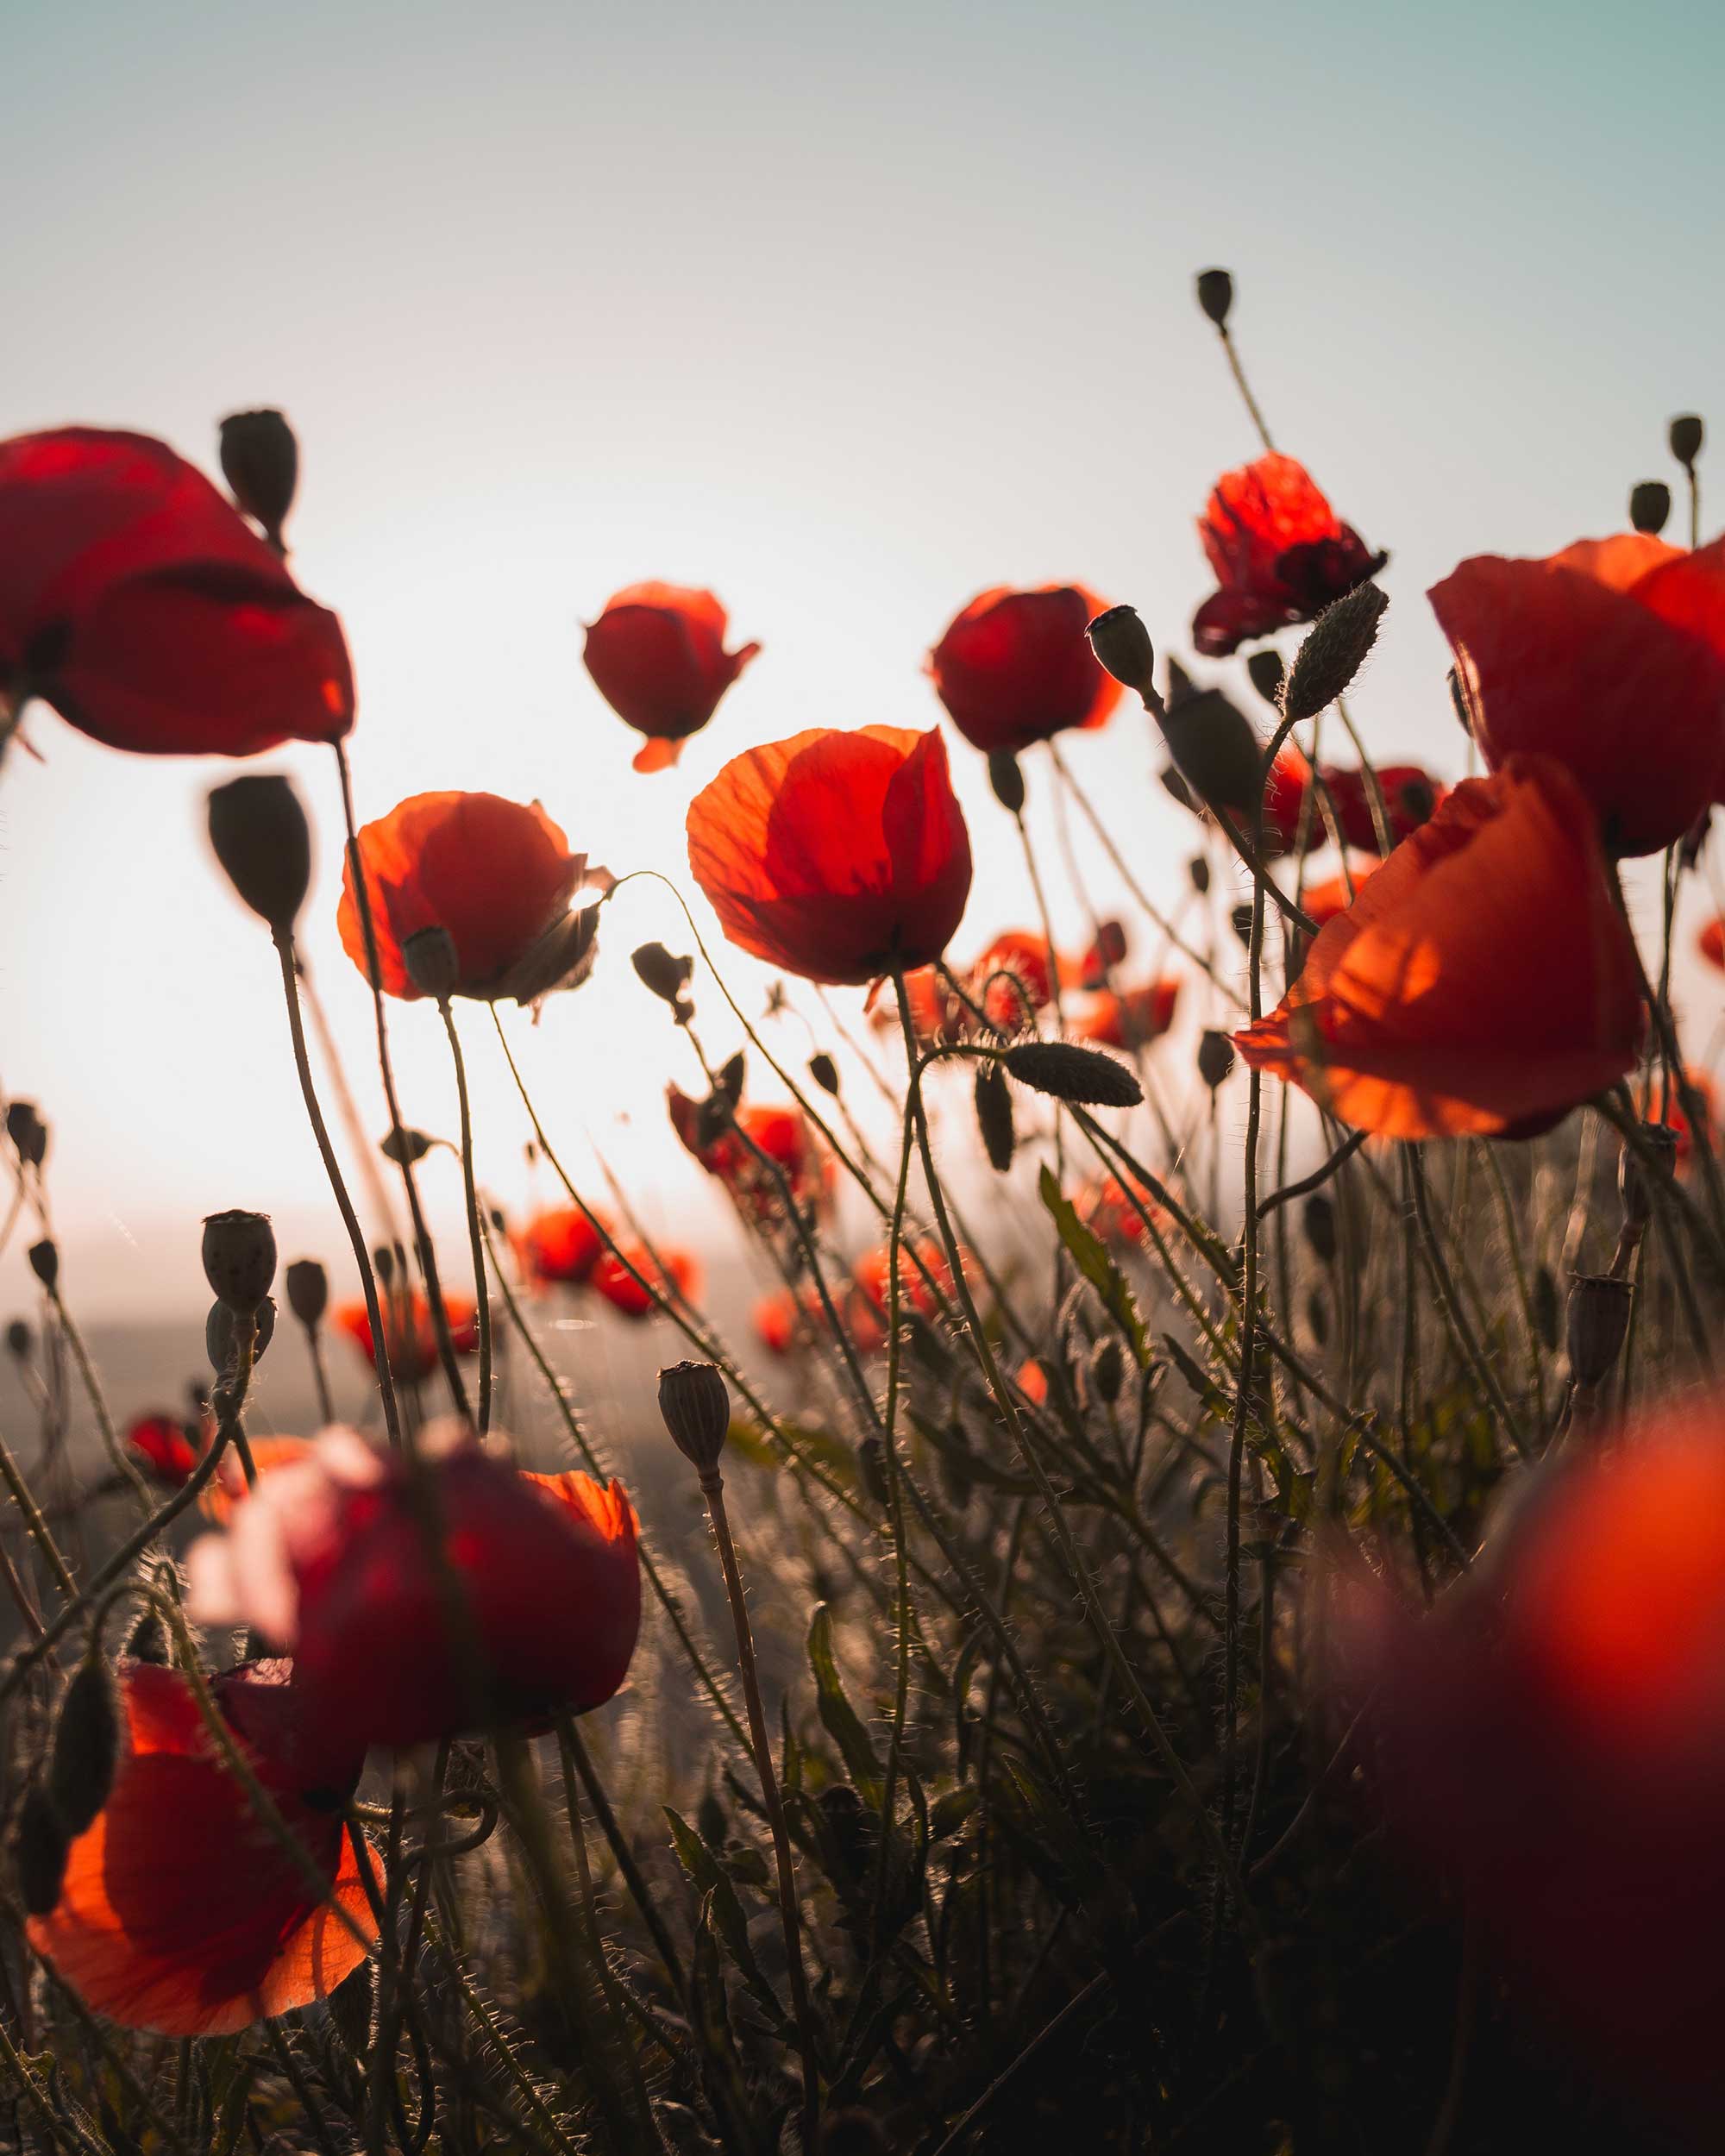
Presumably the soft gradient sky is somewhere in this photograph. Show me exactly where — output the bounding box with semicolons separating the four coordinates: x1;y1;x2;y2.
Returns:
3;0;1722;1319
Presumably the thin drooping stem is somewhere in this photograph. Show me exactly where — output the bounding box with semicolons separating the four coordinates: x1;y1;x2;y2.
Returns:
1213;320;1276;454
438;1000;492;1434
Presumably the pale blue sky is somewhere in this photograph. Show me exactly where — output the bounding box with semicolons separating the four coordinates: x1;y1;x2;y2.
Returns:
3;0;1721;1317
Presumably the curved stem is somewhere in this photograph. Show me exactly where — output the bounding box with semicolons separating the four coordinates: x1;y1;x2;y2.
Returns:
437;1000;492;1435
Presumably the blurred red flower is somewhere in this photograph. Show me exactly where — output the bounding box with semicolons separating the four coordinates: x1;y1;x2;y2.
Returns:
583;582;760;773
687;725;973;985
754;1289;799;1357
1322;763;1443;853
0;429;353;756
855;1235;972;1322
1234;756;1642;1138
1192;454;1385;657
1076;1172;1174;1250
870;964;972;1046
187;1429;640;1755
972;931;1057;1029
124;1413;201;1486
1299;862;1376;930
334;1292;479;1384
928;585;1121;753
27;1659;374;2035
518;1205;612;1288
592;1242;701;1319
1701;916;1725;971
1075;918;1128;989
1429;533;1725;856
667;1087;833;1223
199;1436;318;1526
1659;1067;1720;1168
1076;979;1181;1050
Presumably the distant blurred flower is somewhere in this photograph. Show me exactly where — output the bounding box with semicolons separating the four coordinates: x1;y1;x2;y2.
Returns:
518;1205;612;1288
871;964;971;1046
929;585;1121;753
1701;915;1725;971
1297;862;1376;930
1192;453;1385;657
854;1235;972;1322
583;582;759;772
592;1242;701;1320
1075;918;1128;988
1075;979;1181;1051
754;1288;800;1357
1076;1172;1174;1250
972;930;1056;1030
334;1292;478;1384
124;1413;201;1487
199;1435;317;1525
1322;763;1443;853
667;1087;833;1224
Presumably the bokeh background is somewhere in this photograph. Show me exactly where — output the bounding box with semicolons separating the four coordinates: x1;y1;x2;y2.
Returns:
4;0;1722;1373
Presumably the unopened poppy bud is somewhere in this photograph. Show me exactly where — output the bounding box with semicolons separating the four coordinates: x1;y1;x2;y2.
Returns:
1279;583;1388;724
1302;1192;1337;1265
1189;855;1211;895
1086;605;1157;700
808;1051;840;1096
1195;267;1234;328
1197;1030;1236;1091
974;1061;1015;1171
1628;480;1672;536
1003;1040;1142;1108
857;1436;890;1508
5;1100;47;1168
202;1210;276;1313
1246;649;1285;707
658;1359;731;1475
28;1238;58;1292
47;1650;118;1836
206;1294;276;1378
1158;688;1265;814
402;926;461;1000
1090;1334;1125;1405
380;1126;433;1166
218;408;298;545
1230;903;1256;946
1161;764;1198;812
206;774;311;932
1670;414;1704;470
1567;1273;1632;1389
987;749;1026;815
123;1602;171;1664
631;942;694;1017
285;1257;329;1329
5;1319;29;1359
11;1783;68;1918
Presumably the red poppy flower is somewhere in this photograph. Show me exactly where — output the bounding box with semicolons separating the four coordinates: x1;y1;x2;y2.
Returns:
1429;534;1725;857
518;1205;612;1288
687;725;973;986
1329;1405;1725;2136
869;964;972;1046
1652;1068;1720;1169
1192;454;1386;657
1701;917;1725;972
334;1293;479;1385
754;1290;798;1357
928;585;1122;754
591;1243;702;1320
1076;979;1181;1050
1076;1173;1174;1250
198;1437;318;1526
1076;918;1128;989
125;1413;201;1486
1320;763;1443;854
1017;1357;1050;1407
187;1428;640;1755
667;1088;833;1224
336;792;590;1002
1299;862;1377;930
27;1658;374;2036
972;931;1057;1029
854;1236;972;1322
1233;756;1643;1139
583;582;760;773
0;429;353;756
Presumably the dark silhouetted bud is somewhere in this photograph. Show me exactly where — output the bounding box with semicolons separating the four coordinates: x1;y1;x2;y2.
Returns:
632;941;694;1019
1230;903;1256;946
987;749;1026;815
1086;605;1157;699
5;1319;29;1359
1003;1041;1142;1108
11;1783;68;1918
218;408;298;544
1280;583;1388;724
27;1238;58;1292
206;774;311;932
1532;1263;1560;1351
1161;764;1198;812
380;1126;433;1165
1628;480;1672;536
1090;1335;1125;1406
206;1295;276;1378
1306;1288;1329;1347
1195;267;1233;328
658;1359;731;1475
1567;1273;1632;1389
1246;649;1285;707
1302;1192;1337;1266
1158;686;1265;814
974;1062;1015;1171
856;1436;889;1508
285;1258;329;1329
374;1244;397;1288
402;926;460;1000
124;1601;171;1664
1197;1029;1236;1091
6;1100;47;1169
716;1053;745;1105
696;1789;727;1848
808;1051;840;1096
47;1651;118;1836
1670;414;1704;470
1189;855;1211;894
202;1210;276;1313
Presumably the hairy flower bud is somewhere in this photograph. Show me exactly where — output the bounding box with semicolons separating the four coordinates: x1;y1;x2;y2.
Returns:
1158;686;1265;814
1279;583;1388;724
808;1051;840;1097
28;1238;59;1292
285;1257;329;1329
1195;267;1233;328
202;1210;276;1313
631;941;694;1019
1670;414;1704;470
987;749;1026;815
47;1651;119;1836
1628;480;1672;536
658;1359;731;1475
1197;1029;1236;1091
1567;1273;1632;1390
206;1294;276;1378
5;1100;47;1169
123;1601;171;1664
974;1061;1015;1172
1245;649;1285;707
402;926;461;1000
218;408;298;545
206;774;311;933
1086;605;1157;700
11;1783;68;1918
1003;1041;1142;1108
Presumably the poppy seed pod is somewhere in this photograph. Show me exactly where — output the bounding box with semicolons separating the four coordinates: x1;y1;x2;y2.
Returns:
974;1061;1015;1172
808;1051;840;1097
5;1319;29;1358
205;1294;276;1379
987;749;1026;815
217;408;298;544
1246;649;1285;707
379;1126;432;1166
1198;1030;1237;1091
1670;415;1704;470
1628;480;1672;536
1086;605;1157;700
206;774;311;932
11;1783;68;1919
47;1651;119;1837
1279;583;1388;724
1195;267;1233;328
201;1211;276;1313
1566;1273;1633;1389
401;926;461;1001
28;1238;59;1292
658;1360;731;1475
284;1258;329;1330
6;1100;47;1168
1003;1040;1143;1108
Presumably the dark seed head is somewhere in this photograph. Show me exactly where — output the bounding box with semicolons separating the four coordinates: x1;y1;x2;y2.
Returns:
658;1360;731;1475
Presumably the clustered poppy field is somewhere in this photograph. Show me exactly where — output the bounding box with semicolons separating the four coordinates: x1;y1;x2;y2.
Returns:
3;268;1725;2155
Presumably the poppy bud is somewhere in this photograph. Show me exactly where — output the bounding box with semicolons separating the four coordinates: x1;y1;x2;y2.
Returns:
503;904;602;1006
218;408;298;545
402;926;461;1001
1306;1287;1330;1347
632;942;694;1018
1189;856;1211;895
206;774;311;932
285;1257;329;1329
1160;765;1198;812
1279;583;1388;724
374;1244;397;1287
5;1100;47;1168
1628;480;1672;536
27;1238;58;1292
857;1436;890;1508
658;1359;731;1475
1003;1041;1142;1108
124;1599;172;1664
1246;650;1285;707
1230;903;1256;946
1198;1030;1236;1091
5;1319;29;1359
1091;1334;1125;1406
1302;1193;1337;1266
987;749;1026;815
808;1051;840;1097
716;1053;745;1105
11;1783;68;1918
47;1651;118;1837
202;1210;276;1313
1567;1273;1632;1389
1086;605;1157;700
1670;414;1704;470
380;1126;433;1166
1618;1123;1677;1235
1158;687;1266;814
1195;267;1234;328
206;1294;276;1378
974;1061;1015;1171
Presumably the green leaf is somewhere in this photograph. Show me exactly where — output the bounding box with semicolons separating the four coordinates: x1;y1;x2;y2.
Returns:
807;1604;883;1806
665;1808;789;2036
1038;1165;1150;1368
